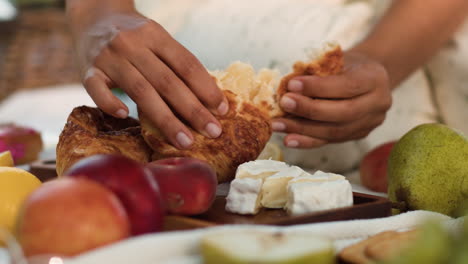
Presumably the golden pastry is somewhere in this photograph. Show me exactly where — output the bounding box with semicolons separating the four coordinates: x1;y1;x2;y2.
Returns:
56;106;152;176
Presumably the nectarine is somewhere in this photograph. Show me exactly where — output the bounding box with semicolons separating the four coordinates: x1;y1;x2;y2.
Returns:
359;141;396;193
16;178;130;257
148;157;217;215
65;154;164;235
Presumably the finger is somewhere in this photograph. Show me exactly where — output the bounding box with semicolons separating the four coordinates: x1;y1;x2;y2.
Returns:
83;67;129;119
128;48;223;139
283;134;328;149
98;56;195;149
272;115;383;142
148;23;228;115
279;92;369;123
289;67;373;99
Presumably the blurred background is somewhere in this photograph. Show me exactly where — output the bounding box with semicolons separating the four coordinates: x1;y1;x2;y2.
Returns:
0;0;96;160
0;0;79;102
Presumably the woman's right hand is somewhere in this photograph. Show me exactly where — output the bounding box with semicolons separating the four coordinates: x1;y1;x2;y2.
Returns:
66;0;228;149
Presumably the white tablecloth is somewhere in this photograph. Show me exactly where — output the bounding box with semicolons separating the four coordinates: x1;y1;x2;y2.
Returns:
62;212;464;264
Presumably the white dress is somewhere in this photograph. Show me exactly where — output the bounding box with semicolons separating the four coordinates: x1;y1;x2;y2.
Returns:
134;0;466;173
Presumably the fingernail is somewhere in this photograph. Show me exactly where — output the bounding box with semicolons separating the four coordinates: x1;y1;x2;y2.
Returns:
271;121;286;131
280;96;296;110
205;122;222;138
115;109;128;119
217;101;229;115
288;79;303;92
286;140;299;148
176;132;193;148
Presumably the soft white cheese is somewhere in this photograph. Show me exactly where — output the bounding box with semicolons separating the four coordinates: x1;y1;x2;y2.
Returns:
285;177;353;215
289;170;345;184
260;166;307;208
235;160;290;180
226;178;263;215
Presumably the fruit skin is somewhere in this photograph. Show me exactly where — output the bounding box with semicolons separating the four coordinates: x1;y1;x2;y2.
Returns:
64;154;164;235
0;124;43;165
359;141;396;193
147;157;217;215
16;178;130;257
0;167;41;237
388;123;468;217
201;231;335;264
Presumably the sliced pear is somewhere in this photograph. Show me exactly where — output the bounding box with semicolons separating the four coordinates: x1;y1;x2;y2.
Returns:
201;230;335;264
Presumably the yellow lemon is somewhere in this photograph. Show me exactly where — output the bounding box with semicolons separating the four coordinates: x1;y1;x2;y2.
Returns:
257;142;284;161
0;167;41;241
0;151;14;167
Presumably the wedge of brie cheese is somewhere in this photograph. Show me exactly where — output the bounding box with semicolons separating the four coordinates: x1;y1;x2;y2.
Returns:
261;166;307;209
235;160;290;180
225;178;263;214
285;172;353;215
289;170;345;184
226;160;291;214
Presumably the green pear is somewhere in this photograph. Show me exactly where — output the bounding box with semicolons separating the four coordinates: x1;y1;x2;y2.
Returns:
388;123;468;217
201;230;335;264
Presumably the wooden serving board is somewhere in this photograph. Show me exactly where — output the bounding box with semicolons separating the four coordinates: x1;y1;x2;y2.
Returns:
30;160;392;231
29;159;57;182
164;192;391;231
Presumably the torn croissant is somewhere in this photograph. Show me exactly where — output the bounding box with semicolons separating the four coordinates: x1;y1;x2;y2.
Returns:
140;44;344;183
56;44;344;182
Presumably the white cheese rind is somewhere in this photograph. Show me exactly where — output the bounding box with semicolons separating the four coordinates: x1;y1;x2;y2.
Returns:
235;160;290;179
286;179;353;215
226;178;263;215
289;170;345;184
314;170;346;181
260;166;307;208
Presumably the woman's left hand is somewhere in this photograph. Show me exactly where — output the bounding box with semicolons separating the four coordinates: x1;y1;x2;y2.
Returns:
271;50;392;148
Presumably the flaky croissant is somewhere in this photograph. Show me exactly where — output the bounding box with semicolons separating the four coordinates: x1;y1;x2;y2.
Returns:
56;106;152;176
57;44;343;182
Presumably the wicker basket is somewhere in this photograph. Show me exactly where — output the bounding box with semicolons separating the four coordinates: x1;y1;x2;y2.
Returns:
0;7;80;102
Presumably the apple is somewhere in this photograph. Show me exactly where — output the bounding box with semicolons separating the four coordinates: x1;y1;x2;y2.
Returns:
147;157;217;215
359;141;396;193
64;154;164;235
16;178;130;257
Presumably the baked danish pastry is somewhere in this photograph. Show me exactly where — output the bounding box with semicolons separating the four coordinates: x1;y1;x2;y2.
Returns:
56;106;152;176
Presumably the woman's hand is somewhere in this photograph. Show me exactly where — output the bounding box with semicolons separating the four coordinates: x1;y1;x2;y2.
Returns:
67;3;228;150
271;50;392;148
270;0;468;149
